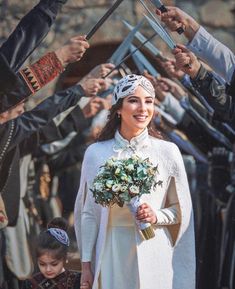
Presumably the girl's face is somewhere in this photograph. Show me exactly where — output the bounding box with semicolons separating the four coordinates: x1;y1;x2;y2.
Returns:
37;252;65;279
118;86;154;140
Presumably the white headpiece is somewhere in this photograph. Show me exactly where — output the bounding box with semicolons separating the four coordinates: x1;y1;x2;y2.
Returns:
47;228;70;247
112;74;155;105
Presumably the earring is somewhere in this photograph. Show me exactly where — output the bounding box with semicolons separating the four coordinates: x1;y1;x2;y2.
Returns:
117;113;121;119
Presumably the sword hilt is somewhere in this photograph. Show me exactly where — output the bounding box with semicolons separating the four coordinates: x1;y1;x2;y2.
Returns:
158;5;184;34
176;26;185;34
158;5;167;13
152;0;185;35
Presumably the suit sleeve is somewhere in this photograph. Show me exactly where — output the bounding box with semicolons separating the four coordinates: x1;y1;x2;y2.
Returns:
0;0;67;71
0;85;85;157
187;26;235;84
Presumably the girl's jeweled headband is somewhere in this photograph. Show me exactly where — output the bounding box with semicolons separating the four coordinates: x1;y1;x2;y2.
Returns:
47;228;70;247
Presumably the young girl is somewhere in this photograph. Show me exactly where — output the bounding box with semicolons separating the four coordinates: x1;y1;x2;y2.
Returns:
22;217;89;289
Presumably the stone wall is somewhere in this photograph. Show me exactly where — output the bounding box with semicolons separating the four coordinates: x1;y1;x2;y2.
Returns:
1;0;234;98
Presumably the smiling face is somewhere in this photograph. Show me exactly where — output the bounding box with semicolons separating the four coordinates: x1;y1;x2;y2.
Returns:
117;85;154;140
37;251;65;279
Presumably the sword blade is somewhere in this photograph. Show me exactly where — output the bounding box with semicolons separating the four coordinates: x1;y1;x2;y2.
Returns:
110;20;144;65
144;14;176;49
86;0;124;40
139;0;176;48
104;32;158;78
122;19;163;58
150;0;167;13
130;44;160;77
130;45;146;74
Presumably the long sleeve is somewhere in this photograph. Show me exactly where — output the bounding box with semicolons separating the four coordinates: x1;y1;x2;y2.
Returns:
155;177;181;225
0;52;20;94
0;85;85;159
187;26;235;84
190;64;234;122
19;105;88;157
53;105;88;136
0;52;64;113
74;145;102;265
0;0;67;72
160;93;185;124
23;105;88;156
180;97;232;150
0;53;31;112
45;135;87;173
81;193;99;262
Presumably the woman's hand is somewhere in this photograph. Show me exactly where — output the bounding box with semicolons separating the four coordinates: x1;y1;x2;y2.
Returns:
80;281;90;289
136;203;157;224
81;262;94;289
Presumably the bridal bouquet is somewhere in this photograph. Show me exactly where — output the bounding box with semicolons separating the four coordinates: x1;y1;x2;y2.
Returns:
91;155;161;240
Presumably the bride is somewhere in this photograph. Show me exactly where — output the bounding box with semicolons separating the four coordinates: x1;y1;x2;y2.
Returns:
74;74;195;289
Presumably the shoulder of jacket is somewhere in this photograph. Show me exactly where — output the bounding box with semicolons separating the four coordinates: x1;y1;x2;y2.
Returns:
83;140;114;163
149;137;179;151
85;140;113;154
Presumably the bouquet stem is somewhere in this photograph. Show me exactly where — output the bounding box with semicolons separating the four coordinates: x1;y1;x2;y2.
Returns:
128;196;155;241
140;223;155;240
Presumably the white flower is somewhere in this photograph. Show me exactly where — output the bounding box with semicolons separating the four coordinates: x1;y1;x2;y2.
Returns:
107;159;114;167
92;155;161;208
127;175;133;183
126;164;134;171
137;167;147;175
98;167;105;174
129;185;139;195
132;154;139;161
106;180;114;188
95;182;103;191
115;168;121;175
112;184;121;192
121;174;128;181
120;185;128;192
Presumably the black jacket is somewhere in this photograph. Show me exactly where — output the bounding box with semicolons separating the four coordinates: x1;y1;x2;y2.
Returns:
0;84;85;225
0;0;68;112
191;65;235;123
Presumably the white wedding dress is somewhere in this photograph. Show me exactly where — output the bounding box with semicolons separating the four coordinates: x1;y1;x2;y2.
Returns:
99;204;139;289
74;129;195;289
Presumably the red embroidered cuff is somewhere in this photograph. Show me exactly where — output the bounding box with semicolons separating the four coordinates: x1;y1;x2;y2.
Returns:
19;52;64;94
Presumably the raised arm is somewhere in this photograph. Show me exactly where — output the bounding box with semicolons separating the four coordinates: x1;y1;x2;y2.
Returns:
0;0;68;71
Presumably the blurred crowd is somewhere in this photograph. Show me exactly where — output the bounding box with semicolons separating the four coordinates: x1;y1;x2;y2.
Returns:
0;1;234;289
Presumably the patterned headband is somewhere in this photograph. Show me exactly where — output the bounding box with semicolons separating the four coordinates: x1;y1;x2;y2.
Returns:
47;228;70;247
112;74;155;105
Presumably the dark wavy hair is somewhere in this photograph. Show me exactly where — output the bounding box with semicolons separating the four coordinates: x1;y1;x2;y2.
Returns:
97;98;162;141
36;217;69;261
